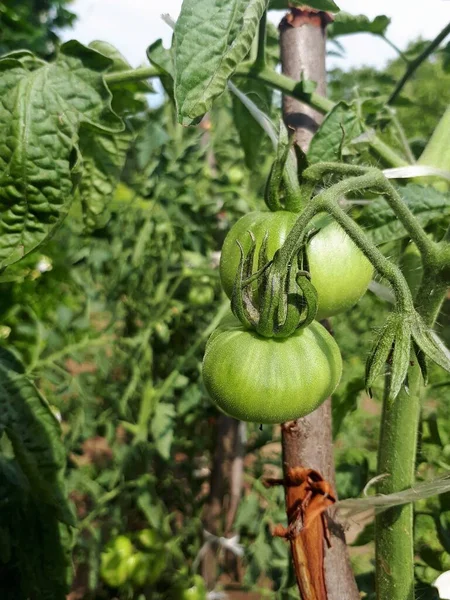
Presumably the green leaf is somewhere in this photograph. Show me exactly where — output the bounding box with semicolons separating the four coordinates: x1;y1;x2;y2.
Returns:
0;348;74;526
359;185;450;246
147;39;174;100
0;42;123;267
90;40;152;114
78;128;132;230
269;0;340;11
78;42;151;229
328;13;390;39
173;0;268;125
150;402;175;460
0;458;73;599
308;101;364;164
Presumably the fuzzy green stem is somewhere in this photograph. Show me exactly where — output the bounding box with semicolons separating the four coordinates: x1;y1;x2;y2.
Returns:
304;163;436;262
104;66;160;85
376;362;422;600
375;211;450;600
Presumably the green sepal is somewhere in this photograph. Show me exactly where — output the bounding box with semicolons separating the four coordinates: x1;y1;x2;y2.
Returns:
231;237;259;328
411;315;450;375
295;269;319;329
413;342;428;386
387;319;412;402
365;315;397;394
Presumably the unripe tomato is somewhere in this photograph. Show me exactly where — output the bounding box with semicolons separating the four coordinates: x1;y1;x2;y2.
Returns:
136;528;163;550
202;312;342;423
100;535;135;588
219;211;373;320
188;283;215;306
173;576;207;600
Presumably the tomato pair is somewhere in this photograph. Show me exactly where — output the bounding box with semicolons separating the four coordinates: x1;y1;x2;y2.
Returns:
219;211;373;321
202;210;373;423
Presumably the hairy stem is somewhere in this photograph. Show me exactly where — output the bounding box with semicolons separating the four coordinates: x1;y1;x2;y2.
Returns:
104;66;160;85
376;363;422;600
303;163;436;262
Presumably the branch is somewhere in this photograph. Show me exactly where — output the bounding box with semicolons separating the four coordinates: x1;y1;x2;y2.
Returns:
388;21;450;104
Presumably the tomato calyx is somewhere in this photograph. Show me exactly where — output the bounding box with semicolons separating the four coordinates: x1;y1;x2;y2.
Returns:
230;229;319;338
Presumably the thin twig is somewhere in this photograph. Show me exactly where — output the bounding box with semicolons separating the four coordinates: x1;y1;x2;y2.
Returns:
388;22;450;104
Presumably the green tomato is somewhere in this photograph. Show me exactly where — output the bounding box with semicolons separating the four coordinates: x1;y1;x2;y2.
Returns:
136;528;163;550
172;576;207;600
227;166;245;185
100;535;135;588
219;211;373;320
202;311;342;423
128;550;166;587
188;283;215;306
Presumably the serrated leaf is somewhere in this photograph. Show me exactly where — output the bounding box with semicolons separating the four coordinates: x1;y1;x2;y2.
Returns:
0;348;74;526
269;0;340;11
359;185;450;246
365;317;397;390
147;39;174;100
308;101;364;164
150;402;176;460
328;13;390;38
174;0;268;125
0;41;123;267
90;40;151;114
79;128;132;230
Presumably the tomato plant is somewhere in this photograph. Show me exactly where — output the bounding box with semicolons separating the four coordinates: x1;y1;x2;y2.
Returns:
219;211;373;320
202;311;342;423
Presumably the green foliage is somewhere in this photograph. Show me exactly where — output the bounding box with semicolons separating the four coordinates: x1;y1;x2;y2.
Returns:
308;101;364;163
0;0;76;59
173;0;268;124
269;0;340;11
0;42;123;267
328;13;390;39
0;4;448;599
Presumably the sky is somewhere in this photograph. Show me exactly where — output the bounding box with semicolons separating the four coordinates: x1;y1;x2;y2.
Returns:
61;0;450;70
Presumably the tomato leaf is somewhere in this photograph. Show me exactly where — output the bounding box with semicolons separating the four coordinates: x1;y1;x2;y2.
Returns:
150;402;175;460
173;0;269;125
147;39;174;100
308;101;364;164
269;0;340;11
359;185;450;246
0;348;74;527
79;42;152;230
328;13;391;39
0;459;73;599
0;42;123;268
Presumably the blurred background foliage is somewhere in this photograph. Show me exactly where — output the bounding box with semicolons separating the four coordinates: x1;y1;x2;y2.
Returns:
0;2;449;599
